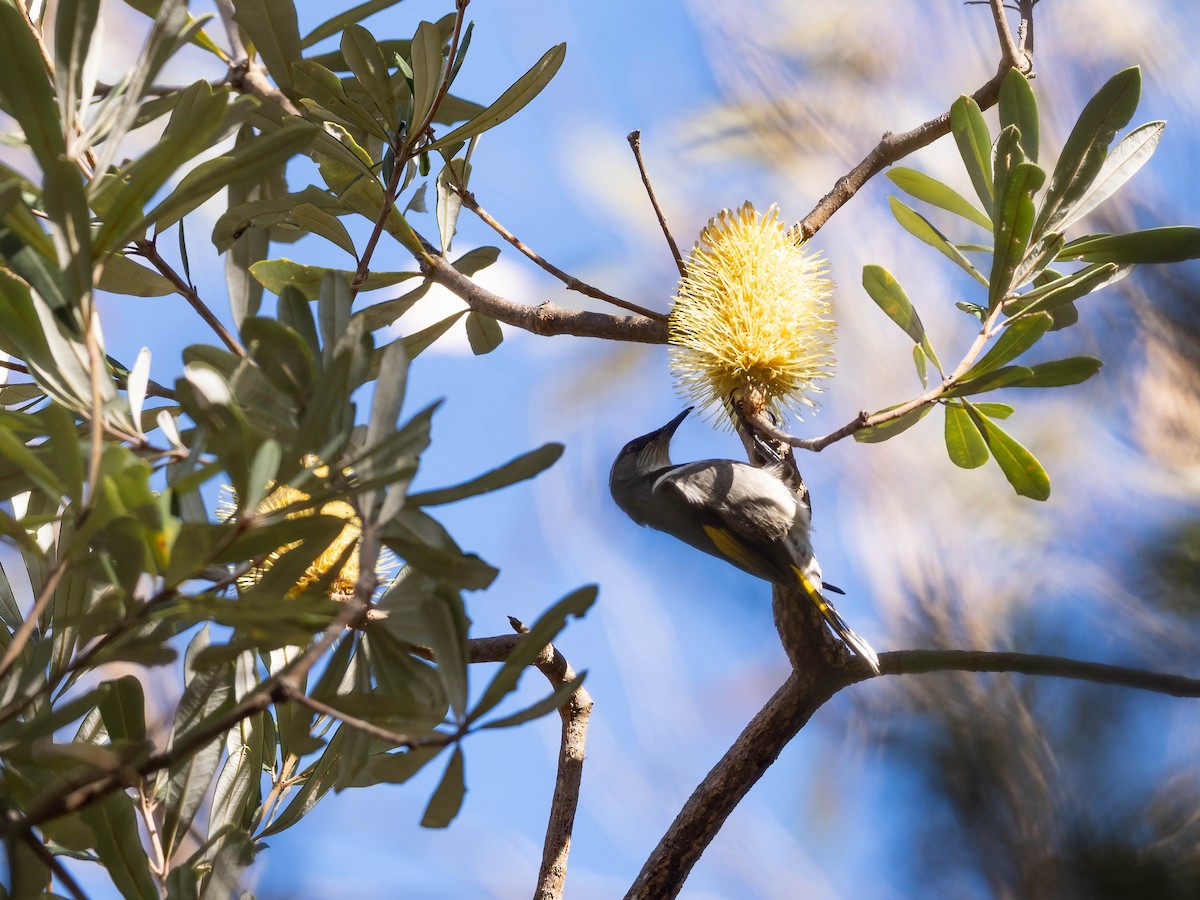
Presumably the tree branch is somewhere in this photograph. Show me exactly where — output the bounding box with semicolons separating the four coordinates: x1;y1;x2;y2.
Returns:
421;251;667;342
627;640;1200;899
452;186;668;321
134;239;246;357
793;0;1036;241
466;621;593;900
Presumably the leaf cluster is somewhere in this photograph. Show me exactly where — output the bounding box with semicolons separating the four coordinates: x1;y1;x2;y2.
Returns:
859;67;1199;499
0;0;580;894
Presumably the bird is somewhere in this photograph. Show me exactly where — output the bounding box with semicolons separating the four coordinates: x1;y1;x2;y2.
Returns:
609;407;880;674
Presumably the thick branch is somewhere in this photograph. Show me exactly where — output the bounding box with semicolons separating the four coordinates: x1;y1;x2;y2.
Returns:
628;644;1198;899
879;650;1200;697
422;252;667;342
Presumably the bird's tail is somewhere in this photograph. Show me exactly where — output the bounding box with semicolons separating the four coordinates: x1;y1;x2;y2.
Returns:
792;566;881;675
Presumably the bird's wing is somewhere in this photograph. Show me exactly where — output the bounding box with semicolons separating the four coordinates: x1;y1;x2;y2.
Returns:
655;460;799;545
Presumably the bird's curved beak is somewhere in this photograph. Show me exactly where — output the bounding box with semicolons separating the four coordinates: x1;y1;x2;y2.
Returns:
654;407;693;439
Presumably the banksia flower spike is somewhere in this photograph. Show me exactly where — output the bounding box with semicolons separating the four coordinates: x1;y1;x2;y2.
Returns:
668;202;835;424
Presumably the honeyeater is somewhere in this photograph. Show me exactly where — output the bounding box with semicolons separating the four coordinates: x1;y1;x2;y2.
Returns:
609;408;880;674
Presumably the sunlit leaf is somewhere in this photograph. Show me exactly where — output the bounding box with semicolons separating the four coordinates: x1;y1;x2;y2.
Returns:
949;95;993;214
944;402;989;469
1058;121;1164;232
1036;66;1141;236
886;167;992;230
970;411;1051;500
999;67;1039;162
1058;227;1200;264
425;43;566;151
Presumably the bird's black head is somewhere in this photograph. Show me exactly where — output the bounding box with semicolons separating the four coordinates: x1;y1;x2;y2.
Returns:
616;407;692;461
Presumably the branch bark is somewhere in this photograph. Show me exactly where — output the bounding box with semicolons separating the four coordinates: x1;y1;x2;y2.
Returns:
627;641;1200;899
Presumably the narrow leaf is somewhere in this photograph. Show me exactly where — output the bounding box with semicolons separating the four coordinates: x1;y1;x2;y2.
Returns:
425;43;567;151
988;160;1046;309
408;443;563;508
1036;66;1142;235
233;0;303;94
962;312;1052;380
853;404;933;443
420;745;465;828
999;68;1039;162
1058;121;1164;232
886;167;992;230
949;95;993;214
1058;227;1200;264
889;197;988;286
861;265;926;344
971;412;1051;500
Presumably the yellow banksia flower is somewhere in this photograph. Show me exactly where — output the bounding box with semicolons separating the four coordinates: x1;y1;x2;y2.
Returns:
222;460;394;599
668;202;835;423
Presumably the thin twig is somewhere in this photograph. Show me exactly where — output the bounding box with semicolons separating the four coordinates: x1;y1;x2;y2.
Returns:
793;0;1037;242
135;239;246;357
876;650;1200;696
0;555;71;683
748;308;1000;451
627;130;685;277
408;0;470;148
282;683;454;750
20;827;88;900
453;187;668;321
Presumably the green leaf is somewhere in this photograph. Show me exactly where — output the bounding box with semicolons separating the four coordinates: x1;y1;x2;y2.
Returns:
145;125;315;235
92;80;231;254
55;0;101;143
250;258;419;299
233;0;303;95
79;792;159;899
408;20;444;134
425;43;567;151
1036;66;1142;236
1058;227;1200;264
436;158;471;254
468;586;595;725
382;510;498;591
949;95;993;214
301;0;410;48
1058;121;1164;232
861;264;925;344
972;401;1014;419
481;673;586;730
420;745;465;828
1012;356;1103;388
97;253;176;297
408;443;563;507
961;312;1052;380
912;344;928;387
1005;261;1128;319
292;59;389;140
97;675;148;744
0;2;66;168
853;404;933;443
999;68;1039;162
886;167;992;229
289;203;358;259
944;365;1034;397
988;159;1046;309
342;25;397;133
943;403;989;469
970;411;1051;500
464;311;503;355
260;728;345;837
402;311;467;358
888;197;988;286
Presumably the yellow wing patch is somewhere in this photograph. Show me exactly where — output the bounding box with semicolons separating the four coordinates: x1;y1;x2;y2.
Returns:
703;525;758;570
790;564;827;610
